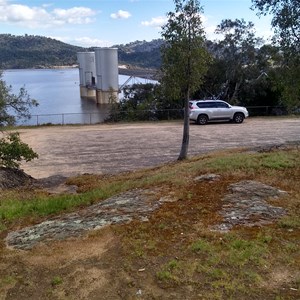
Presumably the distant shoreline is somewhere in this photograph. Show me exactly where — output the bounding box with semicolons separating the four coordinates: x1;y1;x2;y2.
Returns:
3;65;159;80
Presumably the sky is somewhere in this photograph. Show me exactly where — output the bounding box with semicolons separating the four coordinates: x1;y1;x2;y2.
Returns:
0;0;274;47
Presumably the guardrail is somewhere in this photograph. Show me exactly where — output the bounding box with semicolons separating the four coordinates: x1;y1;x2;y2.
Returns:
18;106;295;126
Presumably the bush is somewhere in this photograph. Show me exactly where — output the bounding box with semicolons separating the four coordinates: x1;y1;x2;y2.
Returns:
0;132;38;168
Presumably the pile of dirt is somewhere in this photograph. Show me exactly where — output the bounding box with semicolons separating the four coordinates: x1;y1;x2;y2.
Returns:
0;167;36;190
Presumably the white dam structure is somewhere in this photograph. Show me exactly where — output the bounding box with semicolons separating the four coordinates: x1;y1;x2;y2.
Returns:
77;48;119;104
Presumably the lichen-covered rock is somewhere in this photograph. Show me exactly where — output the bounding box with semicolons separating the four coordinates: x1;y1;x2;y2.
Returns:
211;180;287;232
6;189;161;250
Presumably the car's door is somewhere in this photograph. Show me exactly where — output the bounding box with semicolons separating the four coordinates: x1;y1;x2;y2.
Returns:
213;101;232;119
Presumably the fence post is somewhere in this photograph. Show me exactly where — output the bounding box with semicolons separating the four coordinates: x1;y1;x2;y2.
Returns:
62;114;64;125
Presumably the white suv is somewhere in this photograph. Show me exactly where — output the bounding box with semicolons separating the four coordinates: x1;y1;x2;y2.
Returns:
189;100;249;125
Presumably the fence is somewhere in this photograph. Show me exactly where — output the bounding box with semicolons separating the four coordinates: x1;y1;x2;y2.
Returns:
20;112;109;126
18;106;295;126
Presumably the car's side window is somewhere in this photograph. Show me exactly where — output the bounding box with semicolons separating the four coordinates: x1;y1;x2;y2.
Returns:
208;102;217;108
216;102;229;108
197;103;208;108
197;102;217;108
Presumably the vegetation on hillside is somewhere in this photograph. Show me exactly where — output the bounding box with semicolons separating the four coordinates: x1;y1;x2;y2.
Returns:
0;34;83;69
0;34;162;70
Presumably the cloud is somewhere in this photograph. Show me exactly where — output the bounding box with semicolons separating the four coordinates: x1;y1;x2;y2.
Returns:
141;16;167;28
73;37;113;47
0;1;97;28
53;7;96;25
51;36;113;48
110;10;131;20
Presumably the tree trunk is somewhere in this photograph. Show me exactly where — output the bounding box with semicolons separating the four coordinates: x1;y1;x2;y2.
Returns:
178;92;190;160
231;80;241;104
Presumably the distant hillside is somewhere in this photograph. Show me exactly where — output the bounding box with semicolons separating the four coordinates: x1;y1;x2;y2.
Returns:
0;34;84;69
115;39;163;69
0;34;163;70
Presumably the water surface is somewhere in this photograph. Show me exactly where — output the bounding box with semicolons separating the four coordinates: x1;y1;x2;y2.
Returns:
3;68;151;125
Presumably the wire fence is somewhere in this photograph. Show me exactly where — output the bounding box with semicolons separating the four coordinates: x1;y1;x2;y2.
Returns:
19;106;295;126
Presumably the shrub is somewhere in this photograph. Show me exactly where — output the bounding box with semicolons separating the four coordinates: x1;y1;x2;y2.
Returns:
0;132;38;168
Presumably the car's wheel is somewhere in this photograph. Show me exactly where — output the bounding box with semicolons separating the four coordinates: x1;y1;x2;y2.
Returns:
197;114;208;125
233;113;244;124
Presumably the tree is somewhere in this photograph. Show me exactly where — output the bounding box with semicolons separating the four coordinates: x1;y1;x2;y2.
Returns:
0;71;38;126
0;72;38;168
161;0;210;160
108;83;160;121
214;19;263;104
252;0;300;54
252;0;300;110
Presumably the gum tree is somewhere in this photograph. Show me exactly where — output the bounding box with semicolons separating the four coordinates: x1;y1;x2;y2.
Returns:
252;0;299;53
161;0;210;160
252;0;300;110
214;19;263;103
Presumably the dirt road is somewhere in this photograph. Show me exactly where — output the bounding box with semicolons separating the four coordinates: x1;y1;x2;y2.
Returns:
18;118;300;179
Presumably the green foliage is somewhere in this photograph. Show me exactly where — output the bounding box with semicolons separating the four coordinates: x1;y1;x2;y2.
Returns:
0;34;83;69
251;0;300;111
117;39;163;69
161;0;210;101
0;34;163;70
108;83;165;122
156;259;180;282
191;239;211;253
51;276;63;286
0;132;38;168
161;0;211;160
252;0;299;55
212;19;263;104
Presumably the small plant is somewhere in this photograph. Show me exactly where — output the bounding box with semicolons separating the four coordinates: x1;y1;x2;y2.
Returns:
51;276;63;286
0;132;38;168
156;259;180;282
156;270;173;281
191;239;211;253
167;259;179;270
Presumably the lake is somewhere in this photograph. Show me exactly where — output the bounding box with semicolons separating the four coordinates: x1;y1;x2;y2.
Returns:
3;68;153;125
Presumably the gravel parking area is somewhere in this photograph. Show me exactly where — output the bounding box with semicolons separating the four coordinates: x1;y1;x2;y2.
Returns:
19;117;300;179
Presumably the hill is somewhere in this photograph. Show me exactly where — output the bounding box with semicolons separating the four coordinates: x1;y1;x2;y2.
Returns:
0;34;84;69
114;39;163;69
0;34;162;70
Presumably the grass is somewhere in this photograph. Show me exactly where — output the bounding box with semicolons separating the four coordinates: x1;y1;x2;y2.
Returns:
1;146;300;299
1;149;299;231
51;276;63;286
